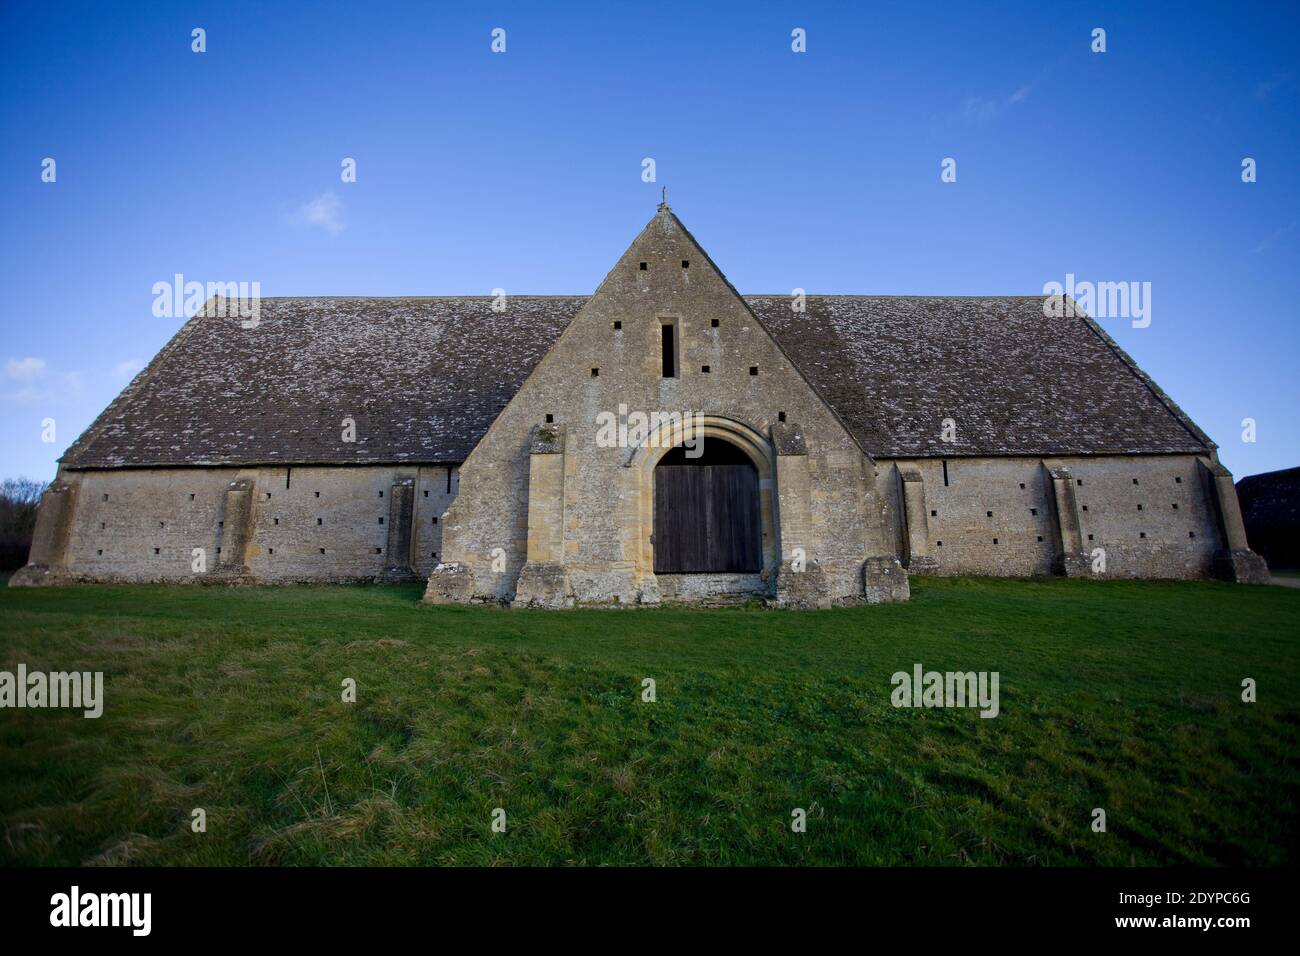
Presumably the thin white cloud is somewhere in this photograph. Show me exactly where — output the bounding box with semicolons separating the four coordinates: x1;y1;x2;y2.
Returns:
111;358;144;381
1253;71;1294;101
4;357;47;382
293;191;345;236
0;359;82;405
1255;220;1296;254
959;72;1044;124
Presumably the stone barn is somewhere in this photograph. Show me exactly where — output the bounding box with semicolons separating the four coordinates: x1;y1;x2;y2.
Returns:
13;203;1269;606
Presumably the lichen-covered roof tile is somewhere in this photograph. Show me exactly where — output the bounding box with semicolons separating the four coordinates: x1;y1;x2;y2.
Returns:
61;293;1210;469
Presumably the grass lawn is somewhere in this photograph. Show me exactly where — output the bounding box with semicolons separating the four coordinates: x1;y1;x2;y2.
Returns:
0;577;1297;866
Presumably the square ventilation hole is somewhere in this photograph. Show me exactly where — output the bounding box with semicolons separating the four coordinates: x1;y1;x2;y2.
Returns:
1188;531;1195;538
1176;476;1183;484
273;517;279;525
1172;503;1178;509
432;516;438;524
711;318;719;328
930;510;937;517
103;493;109;501
432;551;439;559
1019;483;1026;490
1087;534;1094;541
612;321;621;330
639;261;647;271
375;547;383;555
1137;504;1143;511
314;491;320;498
1081;505;1088;512
216;547;222;555
1037;535;1044;542
993;538;999;545
778;411;786;422
378;490;384;498
986;510;993;517
265;492;271;499
1139;532;1147;539
1077;479;1083;486
268;548;274;555
378;517;384;525
317;518;322;525
701;365;711;374
682;260;690;269
936;541;943;547
218;520;224;528
189;493;195;501
153;548;160;555
423;489;429;497
1132;478;1140;485
545;413;554;424
97;549;103;556
749;366;759;376
1030;508;1038;516
319;548;326;554
591;368;599;377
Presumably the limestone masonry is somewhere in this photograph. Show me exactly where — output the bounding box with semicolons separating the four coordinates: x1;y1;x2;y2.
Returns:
12;204;1270;604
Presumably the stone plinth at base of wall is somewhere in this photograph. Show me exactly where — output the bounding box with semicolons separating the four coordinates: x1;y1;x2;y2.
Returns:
905;555;940;575
378;566;421;584
863;557;910;604
422;563;477;604
1056;552;1093;577
512;562;576;608
773;560;831;608
1212;549;1271;585
658;572;768;605
8;564;72;587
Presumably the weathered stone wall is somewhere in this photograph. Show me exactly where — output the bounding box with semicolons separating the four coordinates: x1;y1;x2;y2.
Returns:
15;464;458;584
874;454;1224;579
427;207;894;606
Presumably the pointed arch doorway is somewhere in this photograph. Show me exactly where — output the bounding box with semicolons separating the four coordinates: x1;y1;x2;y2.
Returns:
653;439;762;573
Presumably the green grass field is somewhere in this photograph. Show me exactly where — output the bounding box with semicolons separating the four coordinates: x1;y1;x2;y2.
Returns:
1;577;1297;866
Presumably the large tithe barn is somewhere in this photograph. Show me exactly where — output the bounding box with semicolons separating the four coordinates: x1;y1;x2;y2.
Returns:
13;204;1269;605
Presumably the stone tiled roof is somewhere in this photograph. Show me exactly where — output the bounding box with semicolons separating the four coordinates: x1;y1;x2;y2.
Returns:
62;297;584;468
62;293;1211;469
746;295;1212;458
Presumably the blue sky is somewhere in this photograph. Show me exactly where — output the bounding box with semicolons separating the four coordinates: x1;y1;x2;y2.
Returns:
1;0;1297;481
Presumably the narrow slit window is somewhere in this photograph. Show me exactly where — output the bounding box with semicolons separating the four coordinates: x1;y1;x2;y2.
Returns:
661;322;677;378
942;460;950;487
